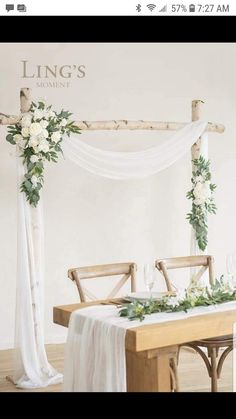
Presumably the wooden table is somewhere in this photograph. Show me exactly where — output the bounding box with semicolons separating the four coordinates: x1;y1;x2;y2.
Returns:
53;300;236;392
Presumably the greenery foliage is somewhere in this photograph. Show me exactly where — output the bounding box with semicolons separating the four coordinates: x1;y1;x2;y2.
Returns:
186;155;217;251
119;277;236;321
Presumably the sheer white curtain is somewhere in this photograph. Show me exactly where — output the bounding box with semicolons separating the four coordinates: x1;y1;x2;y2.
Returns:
14;120;207;388
13;160;63;388
63;121;207;179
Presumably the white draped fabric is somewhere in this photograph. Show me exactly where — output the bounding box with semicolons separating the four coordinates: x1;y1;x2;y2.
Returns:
64;301;236;392
63;121;207;179
13;160;63;388
14;120;207;388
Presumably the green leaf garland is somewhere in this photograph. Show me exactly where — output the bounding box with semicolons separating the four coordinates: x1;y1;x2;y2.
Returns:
119;277;236;321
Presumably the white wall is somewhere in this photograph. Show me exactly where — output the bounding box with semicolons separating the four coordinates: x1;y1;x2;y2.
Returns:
0;43;236;349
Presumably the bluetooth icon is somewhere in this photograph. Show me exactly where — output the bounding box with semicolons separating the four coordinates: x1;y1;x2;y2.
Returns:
136;4;142;12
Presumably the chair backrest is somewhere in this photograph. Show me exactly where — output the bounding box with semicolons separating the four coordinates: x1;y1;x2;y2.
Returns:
68;262;137;302
155;255;215;292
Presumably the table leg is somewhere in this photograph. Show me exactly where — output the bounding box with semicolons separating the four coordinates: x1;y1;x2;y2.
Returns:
126;346;178;392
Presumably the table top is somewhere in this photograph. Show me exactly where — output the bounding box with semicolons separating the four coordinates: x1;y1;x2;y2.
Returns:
53;299;236;352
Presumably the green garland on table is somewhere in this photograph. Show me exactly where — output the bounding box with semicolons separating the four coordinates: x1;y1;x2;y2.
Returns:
119;277;236;321
186;155;217;251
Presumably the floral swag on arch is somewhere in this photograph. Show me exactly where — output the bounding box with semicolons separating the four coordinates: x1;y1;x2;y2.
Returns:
6;100;80;206
5;94;217;389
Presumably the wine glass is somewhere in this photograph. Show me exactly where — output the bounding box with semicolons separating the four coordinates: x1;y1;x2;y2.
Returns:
226;253;236;288
143;262;155;299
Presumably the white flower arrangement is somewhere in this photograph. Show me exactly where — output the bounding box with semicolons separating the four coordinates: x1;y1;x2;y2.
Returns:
186;155;217;251
6;100;81;207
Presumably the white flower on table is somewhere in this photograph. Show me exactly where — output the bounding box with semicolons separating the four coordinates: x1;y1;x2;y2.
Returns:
31;175;38;188
29;122;43;137
165;296;180;307
51;131;61;143
38;139;50;153
21;114;32;128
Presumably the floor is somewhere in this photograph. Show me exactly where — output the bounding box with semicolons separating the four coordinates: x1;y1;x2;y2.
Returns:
0;345;233;392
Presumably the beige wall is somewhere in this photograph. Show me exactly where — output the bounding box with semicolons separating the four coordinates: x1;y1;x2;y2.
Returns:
0;43;236;348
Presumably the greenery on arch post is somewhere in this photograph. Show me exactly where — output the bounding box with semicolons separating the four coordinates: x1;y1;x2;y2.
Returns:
186;155;217;251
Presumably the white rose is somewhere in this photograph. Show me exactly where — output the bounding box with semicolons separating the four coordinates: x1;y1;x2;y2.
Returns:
194;181;212;204
36;134;45;142
40;119;48;128
21;114;32;127
42;129;49;138
51;131;61;143
14;134;23;143
60;118;67;127
30;122;43;136
34;109;44;120
30;155;39;163
21;127;29;138
31;175;38;188
29;137;39;148
38;139;49;153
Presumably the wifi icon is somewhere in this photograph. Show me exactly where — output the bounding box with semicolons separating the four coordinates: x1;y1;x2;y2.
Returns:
147;4;156;12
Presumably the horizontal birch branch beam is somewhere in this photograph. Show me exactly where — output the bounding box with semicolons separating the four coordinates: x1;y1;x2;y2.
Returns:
0;114;225;133
0;113;21;125
74;120;225;133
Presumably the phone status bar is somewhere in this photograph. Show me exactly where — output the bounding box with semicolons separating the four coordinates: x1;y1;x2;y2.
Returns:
135;3;231;15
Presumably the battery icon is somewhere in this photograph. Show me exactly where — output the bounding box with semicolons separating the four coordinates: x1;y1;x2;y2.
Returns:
189;4;195;12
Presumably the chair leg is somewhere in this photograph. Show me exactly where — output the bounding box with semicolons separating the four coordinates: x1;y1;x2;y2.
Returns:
217;346;233;378
171;357;179;392
209;347;218;392
169;356;180;392
185;343;232;392
169;362;176;392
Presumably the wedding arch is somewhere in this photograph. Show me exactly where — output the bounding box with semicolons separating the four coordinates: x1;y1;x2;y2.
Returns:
0;88;225;388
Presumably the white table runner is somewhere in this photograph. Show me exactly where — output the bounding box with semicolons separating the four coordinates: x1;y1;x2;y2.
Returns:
63;301;236;392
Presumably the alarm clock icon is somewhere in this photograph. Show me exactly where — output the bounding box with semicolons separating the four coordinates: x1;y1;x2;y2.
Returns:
189;4;195;12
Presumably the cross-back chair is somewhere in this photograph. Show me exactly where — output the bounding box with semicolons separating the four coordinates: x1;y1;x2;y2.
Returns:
155;255;233;392
68;262;137;302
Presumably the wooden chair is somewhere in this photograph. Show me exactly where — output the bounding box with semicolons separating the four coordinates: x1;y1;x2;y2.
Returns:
68;262;137;302
155;255;233;392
